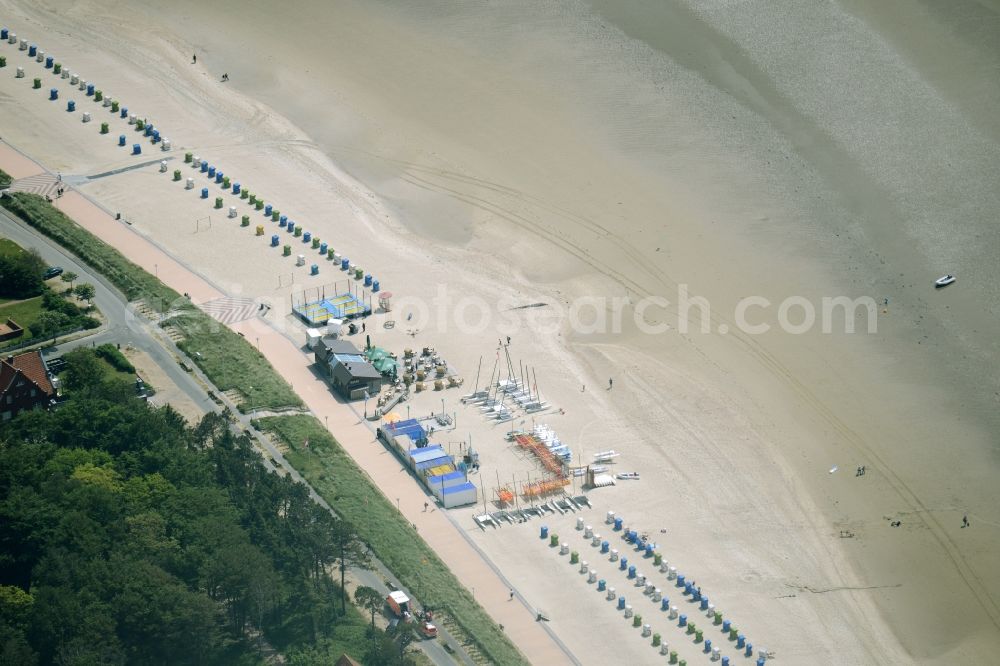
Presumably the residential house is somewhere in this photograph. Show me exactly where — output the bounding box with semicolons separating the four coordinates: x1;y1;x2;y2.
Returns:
1;350;57;421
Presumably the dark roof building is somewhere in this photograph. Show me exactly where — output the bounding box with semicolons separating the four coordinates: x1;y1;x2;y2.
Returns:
1;351;57;421
314;337;382;400
335;655;362;666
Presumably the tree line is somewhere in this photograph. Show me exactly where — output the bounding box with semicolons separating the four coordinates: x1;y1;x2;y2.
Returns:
0;349;416;665
0;243;99;345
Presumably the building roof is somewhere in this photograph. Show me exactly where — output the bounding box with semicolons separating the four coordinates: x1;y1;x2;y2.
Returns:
0;361;17;396
428;470;466;484
2;351;55;396
335;655;362;666
409;445;446;464
388;590;409;604
332;352;367;365
320;338;363;355
334;360;382;381
385;418;426;440
442;482;477;495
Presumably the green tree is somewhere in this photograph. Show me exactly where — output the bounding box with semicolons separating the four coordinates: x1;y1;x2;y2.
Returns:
0;250;45;298
355;585;384;628
0;360;386;663
287;643;330;666
387;621;417;665
60;270;78;290
364;628;396;666
62;347;107;391
74;282;96;304
0;585;34;630
0;623;38;666
331;520;372;615
28;310;70;341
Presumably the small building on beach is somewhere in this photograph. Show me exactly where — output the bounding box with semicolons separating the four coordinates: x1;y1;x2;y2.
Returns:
378;418;478;508
314;337;382;400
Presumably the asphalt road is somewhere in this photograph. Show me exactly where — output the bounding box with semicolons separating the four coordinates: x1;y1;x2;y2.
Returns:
232;409;471;666
0;207;215;413
0;207;466;666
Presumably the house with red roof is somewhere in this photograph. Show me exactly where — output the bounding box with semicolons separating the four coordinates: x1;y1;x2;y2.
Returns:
1;350;57;421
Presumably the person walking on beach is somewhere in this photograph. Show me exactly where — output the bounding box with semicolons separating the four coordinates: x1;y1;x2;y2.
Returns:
962;515;969;528
608;378;613;389
509;589;514;601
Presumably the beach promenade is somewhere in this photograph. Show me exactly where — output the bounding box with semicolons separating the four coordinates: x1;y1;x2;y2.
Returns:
1;2;998;663
0;142;571;664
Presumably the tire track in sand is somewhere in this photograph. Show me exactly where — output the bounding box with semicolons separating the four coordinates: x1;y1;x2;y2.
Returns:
391;160;1000;632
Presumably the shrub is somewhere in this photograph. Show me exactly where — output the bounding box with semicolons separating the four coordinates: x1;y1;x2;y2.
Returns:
95;343;135;373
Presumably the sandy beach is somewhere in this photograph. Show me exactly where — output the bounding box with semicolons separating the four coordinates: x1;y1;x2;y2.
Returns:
1;1;998;663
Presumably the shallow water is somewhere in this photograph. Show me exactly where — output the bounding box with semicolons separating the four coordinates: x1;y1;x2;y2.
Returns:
24;0;1000;658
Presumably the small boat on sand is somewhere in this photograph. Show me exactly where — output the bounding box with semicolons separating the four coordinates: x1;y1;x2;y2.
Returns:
935;274;956;288
616;472;640;480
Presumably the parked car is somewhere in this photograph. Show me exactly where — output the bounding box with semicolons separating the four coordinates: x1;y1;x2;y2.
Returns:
43;266;63;279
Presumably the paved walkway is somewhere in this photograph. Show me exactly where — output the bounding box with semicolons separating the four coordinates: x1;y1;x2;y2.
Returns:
53;191;223;305
199;296;260;325
0;144;572;665
0;142;45;180
9;172;60;199
230;317;571;663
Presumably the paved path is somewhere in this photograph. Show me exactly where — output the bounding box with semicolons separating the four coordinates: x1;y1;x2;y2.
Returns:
0;208;215;415
1;146;574;664
231;318;575;663
200;295;260;325
53;190;224;305
8;172;60;199
0;203;465;666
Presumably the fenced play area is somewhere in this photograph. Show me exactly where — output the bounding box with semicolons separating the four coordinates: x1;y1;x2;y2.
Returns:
292;281;372;324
